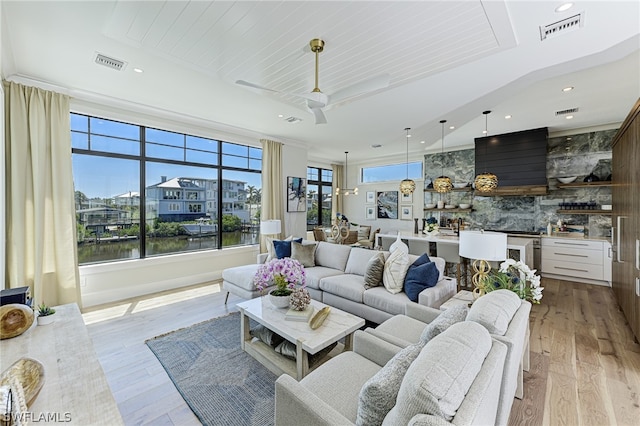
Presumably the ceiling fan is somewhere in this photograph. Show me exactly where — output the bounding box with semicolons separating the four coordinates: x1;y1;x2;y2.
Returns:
236;39;390;124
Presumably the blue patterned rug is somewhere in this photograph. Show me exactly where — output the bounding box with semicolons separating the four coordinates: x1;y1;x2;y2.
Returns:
146;312;276;426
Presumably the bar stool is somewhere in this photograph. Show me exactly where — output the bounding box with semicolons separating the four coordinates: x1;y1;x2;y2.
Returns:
435;242;468;291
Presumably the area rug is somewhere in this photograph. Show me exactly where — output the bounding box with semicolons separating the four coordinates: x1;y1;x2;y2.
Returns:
146;312;277;426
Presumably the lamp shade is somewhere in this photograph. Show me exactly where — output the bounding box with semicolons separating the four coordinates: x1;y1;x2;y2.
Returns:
459;230;507;261
260;220;281;235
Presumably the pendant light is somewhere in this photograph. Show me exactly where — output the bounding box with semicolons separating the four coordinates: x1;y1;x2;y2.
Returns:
399;127;416;195
474;110;498;192
335;151;358;196
433;120;452;193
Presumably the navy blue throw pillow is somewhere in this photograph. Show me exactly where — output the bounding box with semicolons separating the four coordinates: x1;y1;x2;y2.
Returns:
404;261;440;302
413;253;431;267
273;238;303;259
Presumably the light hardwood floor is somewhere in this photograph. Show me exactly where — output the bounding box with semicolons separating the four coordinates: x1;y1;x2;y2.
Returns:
83;278;640;425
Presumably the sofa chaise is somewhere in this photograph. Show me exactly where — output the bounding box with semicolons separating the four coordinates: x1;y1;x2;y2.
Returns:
222;240;457;324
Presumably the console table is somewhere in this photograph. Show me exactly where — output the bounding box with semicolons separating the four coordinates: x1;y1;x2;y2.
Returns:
0;303;123;425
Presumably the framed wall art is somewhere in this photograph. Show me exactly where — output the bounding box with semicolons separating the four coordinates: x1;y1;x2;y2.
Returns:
366;191;375;204
287;176;307;212
377;191;398;219
365;206;375;220
401;192;413;204
400;206;412;220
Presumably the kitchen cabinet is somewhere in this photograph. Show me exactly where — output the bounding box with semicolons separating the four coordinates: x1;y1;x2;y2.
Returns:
611;98;640;340
541;237;610;286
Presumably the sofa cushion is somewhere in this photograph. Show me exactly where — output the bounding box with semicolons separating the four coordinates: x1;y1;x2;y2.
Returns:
384;322;492;424
420;304;469;344
291;241;317;267
301;351;382;423
363;253;386;289
315;241;352;271
345;248;382;276
404;260;440;303
356;341;425;426
304;267;345;290
273;238;303;259
363;287;411;316
467;289;521;336
222;264;262;291
383;239;410;294
320;275;366;303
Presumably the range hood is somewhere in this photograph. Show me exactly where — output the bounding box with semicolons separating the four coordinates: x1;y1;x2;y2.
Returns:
474;127;549;196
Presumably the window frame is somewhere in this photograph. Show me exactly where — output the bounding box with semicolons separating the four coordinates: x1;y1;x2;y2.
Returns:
306;166;333;230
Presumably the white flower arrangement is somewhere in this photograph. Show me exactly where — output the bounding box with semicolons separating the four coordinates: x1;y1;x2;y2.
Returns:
480;258;544;303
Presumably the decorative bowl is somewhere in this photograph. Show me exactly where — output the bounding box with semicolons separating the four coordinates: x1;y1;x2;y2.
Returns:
459;203;471;209
425;203;436;209
557;176;577;184
453;182;468;188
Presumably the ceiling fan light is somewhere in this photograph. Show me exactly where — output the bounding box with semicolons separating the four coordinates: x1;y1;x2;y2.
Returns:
474;173;498;192
433;176;452;193
400;179;416;195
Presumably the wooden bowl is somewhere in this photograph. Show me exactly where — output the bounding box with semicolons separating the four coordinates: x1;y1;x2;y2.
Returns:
0;303;34;339
0;358;45;407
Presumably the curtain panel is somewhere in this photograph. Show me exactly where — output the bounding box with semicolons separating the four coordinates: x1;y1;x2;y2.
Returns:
260;139;284;252
4;81;80;306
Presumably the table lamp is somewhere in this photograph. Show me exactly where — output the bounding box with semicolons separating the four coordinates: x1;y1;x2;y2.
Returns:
459;230;507;299
260;220;281;238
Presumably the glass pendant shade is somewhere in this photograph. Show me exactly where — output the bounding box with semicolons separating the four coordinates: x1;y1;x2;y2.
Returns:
474;173;498;192
400;178;416;194
433;176;453;193
399;127;415;195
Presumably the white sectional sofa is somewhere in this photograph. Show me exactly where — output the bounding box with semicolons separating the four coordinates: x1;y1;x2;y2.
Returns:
222;240;457;324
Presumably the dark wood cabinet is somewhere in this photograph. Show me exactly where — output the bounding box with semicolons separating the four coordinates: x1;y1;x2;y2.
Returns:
612;98;640;340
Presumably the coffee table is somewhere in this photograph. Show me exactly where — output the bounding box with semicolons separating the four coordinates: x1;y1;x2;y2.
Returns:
237;297;365;380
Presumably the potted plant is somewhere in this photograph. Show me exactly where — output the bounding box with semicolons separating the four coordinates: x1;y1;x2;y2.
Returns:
253;258;307;308
478;259;544;304
36;302;56;325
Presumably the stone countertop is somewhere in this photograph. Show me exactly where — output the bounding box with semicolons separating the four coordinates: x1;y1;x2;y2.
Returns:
541;234;611;242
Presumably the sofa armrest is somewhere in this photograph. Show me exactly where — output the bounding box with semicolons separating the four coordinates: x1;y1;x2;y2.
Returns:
257;253;268;264
417;277;457;308
404;302;442;324
275;374;353;426
353;330;402;366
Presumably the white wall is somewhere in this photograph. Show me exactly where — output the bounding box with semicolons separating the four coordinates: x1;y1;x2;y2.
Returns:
282;144;308;238
1;6;6;289
342;158;424;236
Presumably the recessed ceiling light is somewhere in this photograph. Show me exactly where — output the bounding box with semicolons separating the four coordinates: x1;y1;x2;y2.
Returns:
482;130;488;134
562;86;574;92
505;115;512;119
555;2;574;13
565;115;574;120
371;144;383;148
566;137;572;140
420;140;425;144
449;126;455;130
277;114;284;118
133;68;143;73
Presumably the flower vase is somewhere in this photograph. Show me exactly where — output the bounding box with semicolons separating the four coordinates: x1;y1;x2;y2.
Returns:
269;291;292;309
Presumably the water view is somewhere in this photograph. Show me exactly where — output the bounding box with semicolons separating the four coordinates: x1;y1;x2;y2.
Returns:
77;231;259;264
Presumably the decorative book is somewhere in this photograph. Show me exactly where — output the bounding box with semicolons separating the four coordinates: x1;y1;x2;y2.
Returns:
285;306;314;322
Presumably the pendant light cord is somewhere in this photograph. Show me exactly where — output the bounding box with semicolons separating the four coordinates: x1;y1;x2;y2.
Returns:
405;128;410;179
440;120;446;176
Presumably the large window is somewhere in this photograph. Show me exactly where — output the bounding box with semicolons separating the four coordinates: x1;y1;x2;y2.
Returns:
361;161;422;183
72;113;261;265
306;167;333;230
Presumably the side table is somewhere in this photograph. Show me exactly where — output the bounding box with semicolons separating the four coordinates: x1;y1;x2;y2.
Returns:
439;290;473;311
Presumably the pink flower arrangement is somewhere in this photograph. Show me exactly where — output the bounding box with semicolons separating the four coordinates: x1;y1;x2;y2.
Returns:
253;257;306;295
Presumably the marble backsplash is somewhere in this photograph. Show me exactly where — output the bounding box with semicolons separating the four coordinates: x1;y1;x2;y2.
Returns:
423;129;615;237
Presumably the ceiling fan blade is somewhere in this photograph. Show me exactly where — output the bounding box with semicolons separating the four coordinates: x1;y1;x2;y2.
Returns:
235;80;281;93
309;107;327;125
328;74;391;105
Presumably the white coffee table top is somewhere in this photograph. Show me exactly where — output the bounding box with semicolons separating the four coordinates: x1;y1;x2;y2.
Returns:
237;297;365;355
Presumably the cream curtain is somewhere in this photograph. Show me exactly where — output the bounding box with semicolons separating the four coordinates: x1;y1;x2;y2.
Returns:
331;163;343;224
4;81;80;307
260;139;284;252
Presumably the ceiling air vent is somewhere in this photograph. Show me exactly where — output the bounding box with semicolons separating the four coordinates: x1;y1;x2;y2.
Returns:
540;13;584;41
284;116;303;124
555;107;579;116
95;53;126;71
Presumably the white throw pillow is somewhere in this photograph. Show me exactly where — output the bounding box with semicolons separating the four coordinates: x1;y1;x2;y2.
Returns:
265;235;294;261
383;236;410;294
